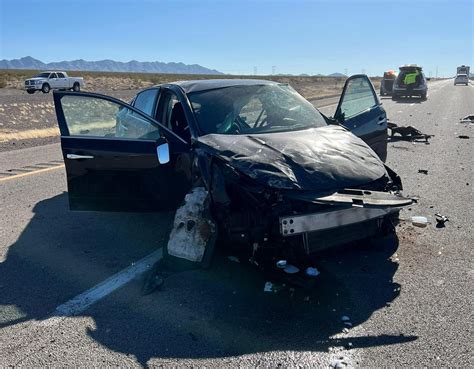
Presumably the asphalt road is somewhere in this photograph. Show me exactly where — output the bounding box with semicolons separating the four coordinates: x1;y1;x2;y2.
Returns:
0;79;472;367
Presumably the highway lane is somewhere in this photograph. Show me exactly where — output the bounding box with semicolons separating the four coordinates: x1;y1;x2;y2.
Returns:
0;79;472;366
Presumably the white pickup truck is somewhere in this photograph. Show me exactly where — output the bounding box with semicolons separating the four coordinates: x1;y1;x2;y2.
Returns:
24;71;84;94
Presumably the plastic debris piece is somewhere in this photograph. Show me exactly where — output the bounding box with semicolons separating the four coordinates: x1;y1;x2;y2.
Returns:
227;256;240;263
342;328;349;333
283;264;300;274
411;216;428;227
306;267;320;277
458;135;470;139
418;169;428;175
330;358;348;369
264;281;283;293
276;260;287;269
341;315;351;322
264;281;273;292
344;321;353;327
435;213;449;228
460;115;474;123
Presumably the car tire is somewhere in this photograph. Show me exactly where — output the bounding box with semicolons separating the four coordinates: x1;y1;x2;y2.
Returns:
421;92;427;100
27;90;35;95
72;83;80;92
41;84;50;93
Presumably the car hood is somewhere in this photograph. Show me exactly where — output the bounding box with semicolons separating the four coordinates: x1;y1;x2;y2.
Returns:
197;125;389;192
27;77;46;81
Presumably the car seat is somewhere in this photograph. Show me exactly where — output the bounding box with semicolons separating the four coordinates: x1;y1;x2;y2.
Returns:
170;102;191;142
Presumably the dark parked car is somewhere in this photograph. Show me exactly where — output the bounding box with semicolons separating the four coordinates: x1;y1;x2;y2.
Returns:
392;64;428;100
53;76;411;271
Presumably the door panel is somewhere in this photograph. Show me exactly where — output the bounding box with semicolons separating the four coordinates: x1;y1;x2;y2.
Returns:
54;91;192;212
334;75;388;161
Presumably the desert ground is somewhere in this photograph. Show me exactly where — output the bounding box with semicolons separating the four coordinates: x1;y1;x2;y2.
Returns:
0;70;381;150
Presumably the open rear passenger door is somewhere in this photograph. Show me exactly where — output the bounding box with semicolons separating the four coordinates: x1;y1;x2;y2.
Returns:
54;91;192;212
334;75;388;161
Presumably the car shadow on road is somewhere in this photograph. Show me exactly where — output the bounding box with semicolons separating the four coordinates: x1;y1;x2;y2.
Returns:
0;193;417;364
392;97;424;104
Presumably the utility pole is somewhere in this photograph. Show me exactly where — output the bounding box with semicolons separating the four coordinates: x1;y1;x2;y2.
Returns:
253;66;258;75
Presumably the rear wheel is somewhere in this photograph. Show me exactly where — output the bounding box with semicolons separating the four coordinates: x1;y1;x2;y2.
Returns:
72;83;80;92
421;92;427;100
41;84;50;93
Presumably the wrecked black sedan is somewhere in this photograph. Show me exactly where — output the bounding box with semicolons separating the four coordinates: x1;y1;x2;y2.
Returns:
53;76;411;269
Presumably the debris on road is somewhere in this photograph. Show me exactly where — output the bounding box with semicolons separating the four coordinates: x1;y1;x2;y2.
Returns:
341;315;351;322
276;260;287;269
457;135;469;139
435;213;449;228
283;264;300;274
411;216;428;228
167;187;216;264
418;169;429;175
460;115;474;123
388;122;433;142
263;281;284;293
305;267;320;277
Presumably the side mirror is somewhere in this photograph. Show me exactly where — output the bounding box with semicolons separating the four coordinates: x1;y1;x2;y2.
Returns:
156;142;170;164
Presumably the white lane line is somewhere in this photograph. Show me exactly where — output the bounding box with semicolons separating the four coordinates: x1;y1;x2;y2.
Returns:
52;249;162;317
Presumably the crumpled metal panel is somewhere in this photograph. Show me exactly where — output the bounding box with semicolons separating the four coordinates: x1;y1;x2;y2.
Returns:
197;125;388;192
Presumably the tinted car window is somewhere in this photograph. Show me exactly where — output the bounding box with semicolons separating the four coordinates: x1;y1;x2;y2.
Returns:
60;95;160;140
57;72;65;78
50;73;57;79
133;88;159;117
339;78;377;119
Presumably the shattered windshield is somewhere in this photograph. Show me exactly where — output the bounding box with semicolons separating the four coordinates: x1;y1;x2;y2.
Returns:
188;84;327;135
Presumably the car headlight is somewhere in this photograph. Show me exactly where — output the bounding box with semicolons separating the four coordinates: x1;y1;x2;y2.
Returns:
36;80;43;84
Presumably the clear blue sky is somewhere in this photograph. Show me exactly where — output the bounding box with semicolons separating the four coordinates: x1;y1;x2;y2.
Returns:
0;0;472;76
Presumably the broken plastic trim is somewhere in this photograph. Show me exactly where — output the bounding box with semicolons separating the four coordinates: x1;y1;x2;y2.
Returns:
280;206;401;236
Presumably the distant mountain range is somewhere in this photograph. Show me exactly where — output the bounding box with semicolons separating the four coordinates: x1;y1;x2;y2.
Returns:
0;56;223;75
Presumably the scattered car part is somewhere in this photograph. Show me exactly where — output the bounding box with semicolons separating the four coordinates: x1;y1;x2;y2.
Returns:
435;213;449;228
460;115;474;123
411;216;428;228
458;135;470;139
418;169;429;175
388;122;433;142
166;187;216;264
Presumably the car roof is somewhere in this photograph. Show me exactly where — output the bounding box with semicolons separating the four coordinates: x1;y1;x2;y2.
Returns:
168;79;280;93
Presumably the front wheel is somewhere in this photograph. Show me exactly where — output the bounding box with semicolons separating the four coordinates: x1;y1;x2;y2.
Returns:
72;83;80;92
41;84;50;93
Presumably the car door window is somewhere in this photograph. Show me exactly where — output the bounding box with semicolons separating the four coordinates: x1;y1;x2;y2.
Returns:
133;88;159;117
59;95;160;140
57;72;65;78
336;76;378;121
50;73;57;79
158;91;191;142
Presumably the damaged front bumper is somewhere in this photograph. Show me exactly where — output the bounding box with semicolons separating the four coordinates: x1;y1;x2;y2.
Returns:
277;189;412;253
